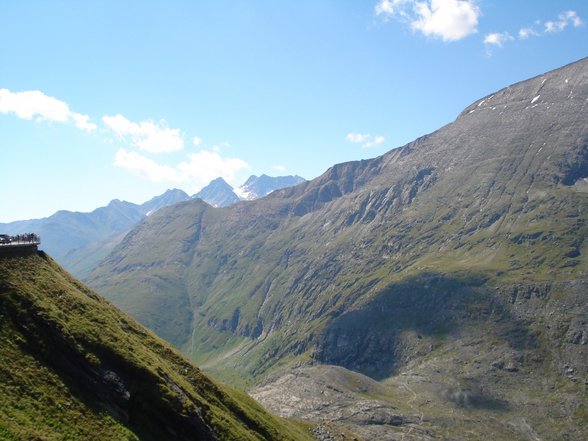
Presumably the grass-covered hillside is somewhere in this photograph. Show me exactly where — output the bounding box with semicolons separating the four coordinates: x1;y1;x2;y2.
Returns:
0;250;312;440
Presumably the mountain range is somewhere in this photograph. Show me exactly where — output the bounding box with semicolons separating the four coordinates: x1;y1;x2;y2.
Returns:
194;174;306;208
87;58;588;439
0;189;191;278
0;175;305;279
193;177;241;208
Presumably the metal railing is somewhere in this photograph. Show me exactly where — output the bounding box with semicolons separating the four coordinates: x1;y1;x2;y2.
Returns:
0;233;41;247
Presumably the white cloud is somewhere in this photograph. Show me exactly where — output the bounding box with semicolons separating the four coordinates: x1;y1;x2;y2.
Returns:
114;149;179;182
363;135;386;149
193;136;202;146
211;141;230;152
272;165;287;173
102;114;184;153
545;10;583;33
375;0;411;19
375;0;480;42
518;27;539;39
0;88;96;131
177;150;250;185
484;32;513;47
346;133;385;149
375;0;395;18
488;10;583;50
114;148;250;187
71;113;97;131
411;0;480;41
346;132;371;143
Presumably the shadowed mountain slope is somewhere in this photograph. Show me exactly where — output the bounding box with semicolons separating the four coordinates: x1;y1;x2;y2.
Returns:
0;251;311;440
88;59;588;439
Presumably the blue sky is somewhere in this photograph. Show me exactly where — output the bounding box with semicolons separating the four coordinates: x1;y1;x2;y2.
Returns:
1;1;586;222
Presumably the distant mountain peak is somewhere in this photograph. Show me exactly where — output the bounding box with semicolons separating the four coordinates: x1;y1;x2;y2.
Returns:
192;178;239;208
141;188;190;216
210;177;232;185
0;188;192;278
193;174;307;207
242;175;259;187
235;174;306;201
163;188;189;196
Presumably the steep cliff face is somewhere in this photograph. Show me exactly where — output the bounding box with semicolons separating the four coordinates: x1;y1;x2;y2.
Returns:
0;251;311;440
88;59;588;438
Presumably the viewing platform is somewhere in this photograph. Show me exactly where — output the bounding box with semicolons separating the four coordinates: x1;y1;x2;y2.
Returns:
0;234;41;254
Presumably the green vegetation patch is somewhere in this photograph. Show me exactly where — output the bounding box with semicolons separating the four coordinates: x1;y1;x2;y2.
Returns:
0;252;312;440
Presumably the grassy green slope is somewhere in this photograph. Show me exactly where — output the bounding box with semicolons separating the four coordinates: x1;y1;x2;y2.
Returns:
0;251;312;441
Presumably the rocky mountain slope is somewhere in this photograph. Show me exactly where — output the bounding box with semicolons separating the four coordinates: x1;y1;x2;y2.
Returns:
88;58;588;439
0;189;190;278
0;250;311;440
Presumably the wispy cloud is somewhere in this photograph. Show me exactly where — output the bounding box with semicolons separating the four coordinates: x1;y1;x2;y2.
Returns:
484;32;513;48
485;10;583;53
272;165;286;173
375;0;411;20
346;132;385;149
363;135;386;149
103;114;184;153
545;10;583;33
211;141;230;152
0;89;96;131
518;27;539;39
114;148;250;188
193;136;202;146
346;132;371;144
375;0;480;42
375;0;395;18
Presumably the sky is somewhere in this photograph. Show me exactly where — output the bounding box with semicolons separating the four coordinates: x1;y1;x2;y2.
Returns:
1;0;586;222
